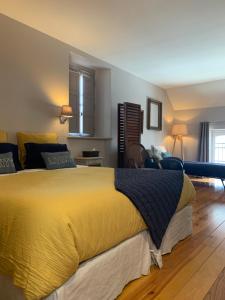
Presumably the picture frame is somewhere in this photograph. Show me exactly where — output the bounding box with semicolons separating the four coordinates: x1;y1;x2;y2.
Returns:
147;98;162;131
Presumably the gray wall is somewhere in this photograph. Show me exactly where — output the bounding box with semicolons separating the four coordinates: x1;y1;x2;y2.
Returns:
167;78;225;110
94;69;111;138
174;106;225;161
110;68;174;165
0;14;174;166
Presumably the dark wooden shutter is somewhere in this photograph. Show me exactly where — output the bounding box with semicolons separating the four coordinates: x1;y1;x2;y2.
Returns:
118;102;142;167
118;103;125;168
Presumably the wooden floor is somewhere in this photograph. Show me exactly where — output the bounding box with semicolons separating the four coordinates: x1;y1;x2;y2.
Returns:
118;177;225;300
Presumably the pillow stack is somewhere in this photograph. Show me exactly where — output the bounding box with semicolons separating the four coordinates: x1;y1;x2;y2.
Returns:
17;132;76;170
0;143;22;171
149;146;172;161
24;143;76;170
0;152;16;174
42;152;76;170
0;131;22;174
17;132;58;168
146;145;172;168
0;131;76;174
0;131;8;143
25;143;69;169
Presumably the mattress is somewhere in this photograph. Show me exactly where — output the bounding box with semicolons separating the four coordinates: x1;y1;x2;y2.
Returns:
0;165;86;177
0;205;192;300
0;168;195;299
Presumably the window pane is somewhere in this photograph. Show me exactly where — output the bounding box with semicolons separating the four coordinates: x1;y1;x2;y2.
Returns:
82;73;94;136
69;69;80;134
214;134;225;163
69;66;95;136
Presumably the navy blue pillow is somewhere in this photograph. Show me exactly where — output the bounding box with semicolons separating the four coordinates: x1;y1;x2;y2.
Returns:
25;143;68;169
0;143;22;171
144;157;159;169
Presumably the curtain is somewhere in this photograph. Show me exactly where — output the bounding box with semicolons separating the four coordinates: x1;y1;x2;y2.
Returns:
199;122;209;162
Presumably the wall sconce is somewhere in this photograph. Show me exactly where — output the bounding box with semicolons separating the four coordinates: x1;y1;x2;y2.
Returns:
59;105;73;124
171;124;188;160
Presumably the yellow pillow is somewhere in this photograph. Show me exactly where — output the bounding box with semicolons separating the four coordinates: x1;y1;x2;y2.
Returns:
0;131;7;142
17;132;58;167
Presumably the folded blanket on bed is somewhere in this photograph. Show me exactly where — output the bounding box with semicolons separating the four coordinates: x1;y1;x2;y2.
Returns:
115;168;184;248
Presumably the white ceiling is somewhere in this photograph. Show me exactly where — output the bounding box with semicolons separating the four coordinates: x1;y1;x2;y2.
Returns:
1;0;225;109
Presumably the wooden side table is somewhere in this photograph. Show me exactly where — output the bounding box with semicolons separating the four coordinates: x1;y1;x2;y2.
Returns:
75;156;104;167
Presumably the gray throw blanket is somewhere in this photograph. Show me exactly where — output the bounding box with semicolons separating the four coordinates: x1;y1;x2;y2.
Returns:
115;168;184;248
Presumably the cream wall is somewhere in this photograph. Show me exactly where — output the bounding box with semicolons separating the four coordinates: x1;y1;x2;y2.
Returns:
94;69;112;138
169;80;225;161
0;14;174;166
167;79;225;110
174;106;225;161
0;14;109;162
110;69;174;165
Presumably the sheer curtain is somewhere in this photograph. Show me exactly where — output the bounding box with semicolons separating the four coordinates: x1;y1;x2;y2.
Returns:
199;122;209;162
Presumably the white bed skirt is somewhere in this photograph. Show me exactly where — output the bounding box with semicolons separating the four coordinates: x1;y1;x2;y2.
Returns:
0;205;192;300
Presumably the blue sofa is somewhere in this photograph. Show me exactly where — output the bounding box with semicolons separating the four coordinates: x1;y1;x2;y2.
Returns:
145;156;184;170
183;161;225;187
146;156;225;187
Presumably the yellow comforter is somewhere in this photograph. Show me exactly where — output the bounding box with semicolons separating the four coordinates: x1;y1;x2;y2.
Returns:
0;167;195;299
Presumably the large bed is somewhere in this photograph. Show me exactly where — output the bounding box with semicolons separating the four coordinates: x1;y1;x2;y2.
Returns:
0;167;195;300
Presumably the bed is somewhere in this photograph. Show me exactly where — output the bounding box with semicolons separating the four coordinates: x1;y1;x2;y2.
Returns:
0;167;195;300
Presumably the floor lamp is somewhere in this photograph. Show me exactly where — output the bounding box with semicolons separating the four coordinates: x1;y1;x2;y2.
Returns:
171;124;188;161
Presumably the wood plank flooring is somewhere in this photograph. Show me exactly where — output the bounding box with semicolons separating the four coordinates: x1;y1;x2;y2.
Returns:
118;177;225;300
204;267;225;299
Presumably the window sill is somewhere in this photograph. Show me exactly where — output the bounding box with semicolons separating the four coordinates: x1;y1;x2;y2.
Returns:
67;135;112;141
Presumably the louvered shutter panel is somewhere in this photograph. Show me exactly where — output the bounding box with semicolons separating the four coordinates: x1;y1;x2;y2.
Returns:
118;102;142;167
118;104;125;167
124;102;141;146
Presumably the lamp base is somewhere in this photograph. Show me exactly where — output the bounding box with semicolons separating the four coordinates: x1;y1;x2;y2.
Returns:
172;135;184;161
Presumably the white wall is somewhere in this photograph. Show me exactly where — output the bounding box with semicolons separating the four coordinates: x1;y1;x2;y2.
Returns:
167;79;225;110
110;68;174;165
0;14;174;166
174;106;225;161
94;69;112;138
167;78;225;161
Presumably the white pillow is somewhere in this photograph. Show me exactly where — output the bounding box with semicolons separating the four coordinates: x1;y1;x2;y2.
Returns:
151;146;163;162
152;145;167;153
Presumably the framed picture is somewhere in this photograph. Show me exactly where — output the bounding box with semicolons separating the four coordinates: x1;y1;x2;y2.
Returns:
147;98;162;130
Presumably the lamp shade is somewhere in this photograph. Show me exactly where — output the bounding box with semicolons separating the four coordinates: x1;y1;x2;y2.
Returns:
61;105;73;117
171;124;188;136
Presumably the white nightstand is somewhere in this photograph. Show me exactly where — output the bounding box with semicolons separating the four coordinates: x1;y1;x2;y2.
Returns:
75;156;104;167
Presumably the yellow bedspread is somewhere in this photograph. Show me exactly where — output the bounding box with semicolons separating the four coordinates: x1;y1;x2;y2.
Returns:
0;168;195;299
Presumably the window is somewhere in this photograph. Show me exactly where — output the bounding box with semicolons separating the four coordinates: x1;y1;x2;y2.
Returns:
209;128;225;163
69;66;95;136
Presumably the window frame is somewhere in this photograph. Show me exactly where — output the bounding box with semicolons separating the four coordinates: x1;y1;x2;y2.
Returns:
209;128;225;163
69;65;95;136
